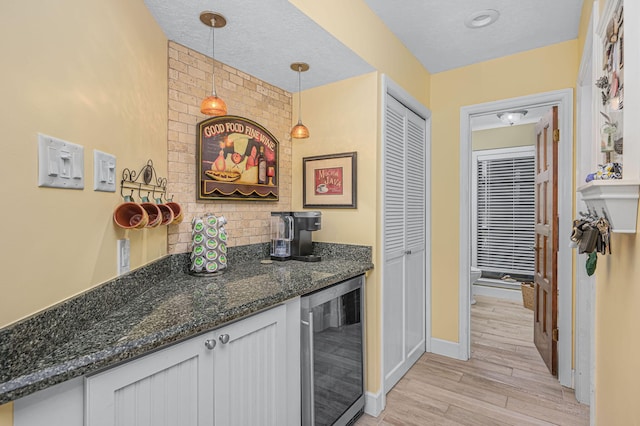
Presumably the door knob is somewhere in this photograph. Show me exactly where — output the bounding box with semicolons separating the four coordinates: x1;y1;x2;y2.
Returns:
219;334;230;344
204;339;216;350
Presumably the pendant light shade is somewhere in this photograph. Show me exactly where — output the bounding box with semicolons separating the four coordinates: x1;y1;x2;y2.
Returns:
291;122;310;139
200;95;227;116
290;62;310;139
200;12;227;117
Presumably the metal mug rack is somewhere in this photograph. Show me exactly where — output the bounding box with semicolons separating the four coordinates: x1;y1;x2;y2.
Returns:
120;159;172;202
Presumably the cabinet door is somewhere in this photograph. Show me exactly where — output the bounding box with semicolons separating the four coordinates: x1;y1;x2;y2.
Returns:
213;304;287;426
85;334;215;426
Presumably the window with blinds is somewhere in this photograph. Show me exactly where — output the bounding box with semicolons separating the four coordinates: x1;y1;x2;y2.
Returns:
473;147;535;279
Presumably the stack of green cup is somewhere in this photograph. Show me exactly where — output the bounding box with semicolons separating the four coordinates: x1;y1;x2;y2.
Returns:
190;214;228;274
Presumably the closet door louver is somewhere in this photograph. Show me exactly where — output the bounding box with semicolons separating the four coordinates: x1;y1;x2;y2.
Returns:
476;153;535;276
406;110;425;250
384;95;407;259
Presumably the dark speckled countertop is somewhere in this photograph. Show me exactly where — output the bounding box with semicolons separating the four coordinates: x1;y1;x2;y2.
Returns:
0;242;373;404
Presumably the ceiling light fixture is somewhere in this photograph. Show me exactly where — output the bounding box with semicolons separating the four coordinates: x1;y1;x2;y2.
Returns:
290;62;310;139
200;11;227;116
497;110;528;126
464;9;500;29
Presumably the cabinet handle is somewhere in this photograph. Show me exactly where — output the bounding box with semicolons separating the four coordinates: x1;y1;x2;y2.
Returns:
204;339;216;350
219;334;230;344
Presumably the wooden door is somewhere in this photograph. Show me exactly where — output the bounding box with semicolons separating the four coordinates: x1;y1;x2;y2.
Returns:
534;106;559;376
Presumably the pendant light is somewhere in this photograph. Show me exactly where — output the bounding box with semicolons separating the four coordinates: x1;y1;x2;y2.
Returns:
200;12;227;116
290;62;310;139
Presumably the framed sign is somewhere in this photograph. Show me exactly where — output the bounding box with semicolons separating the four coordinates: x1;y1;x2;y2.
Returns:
303;152;357;208
197;116;278;201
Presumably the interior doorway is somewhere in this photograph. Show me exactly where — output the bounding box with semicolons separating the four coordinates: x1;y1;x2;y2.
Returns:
459;89;574;388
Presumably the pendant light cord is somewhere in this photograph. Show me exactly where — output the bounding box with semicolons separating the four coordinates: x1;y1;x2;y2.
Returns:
297;65;302;123
211;18;217;97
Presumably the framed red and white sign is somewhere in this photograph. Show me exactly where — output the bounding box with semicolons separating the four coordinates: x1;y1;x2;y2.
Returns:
303;152;357;208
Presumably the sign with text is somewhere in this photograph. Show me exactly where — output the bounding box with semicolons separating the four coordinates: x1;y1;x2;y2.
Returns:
197;116;279;201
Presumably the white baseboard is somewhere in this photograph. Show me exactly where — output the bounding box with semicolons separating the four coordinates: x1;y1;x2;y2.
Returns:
473;283;522;302
364;390;383;417
430;337;465;360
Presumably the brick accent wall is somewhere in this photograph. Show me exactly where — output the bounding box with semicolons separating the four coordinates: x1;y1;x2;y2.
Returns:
167;41;293;253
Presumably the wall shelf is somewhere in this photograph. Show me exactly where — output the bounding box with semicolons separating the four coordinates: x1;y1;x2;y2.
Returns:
577;180;640;233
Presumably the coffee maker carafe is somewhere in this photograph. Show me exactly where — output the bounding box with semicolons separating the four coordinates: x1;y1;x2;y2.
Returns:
270;213;294;261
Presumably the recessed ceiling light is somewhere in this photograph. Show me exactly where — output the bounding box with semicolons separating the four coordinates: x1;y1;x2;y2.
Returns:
464;9;500;29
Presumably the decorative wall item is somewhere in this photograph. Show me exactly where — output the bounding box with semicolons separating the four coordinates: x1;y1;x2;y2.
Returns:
303;152;357;208
197;115;279;201
597;0;624;165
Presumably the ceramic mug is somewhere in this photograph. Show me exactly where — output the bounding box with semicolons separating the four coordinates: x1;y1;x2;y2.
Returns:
166;201;184;224
140;196;162;228
154;198;175;226
114;196;149;229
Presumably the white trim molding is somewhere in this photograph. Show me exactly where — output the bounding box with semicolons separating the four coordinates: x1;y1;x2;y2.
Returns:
430;338;465;360
459;89;574;387
364;390;384;417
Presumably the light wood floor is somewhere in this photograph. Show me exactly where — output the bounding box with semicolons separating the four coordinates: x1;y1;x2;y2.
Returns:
356;295;589;425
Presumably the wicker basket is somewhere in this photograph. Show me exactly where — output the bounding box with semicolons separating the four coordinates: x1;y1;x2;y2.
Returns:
521;282;535;310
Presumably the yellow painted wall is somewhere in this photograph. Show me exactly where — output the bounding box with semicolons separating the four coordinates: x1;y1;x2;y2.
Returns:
595;233;640;422
0;404;11;426
0;0;166;419
591;0;640;423
289;0;430;108
0;4;168;325
430;40;579;341
291;72;381;392
472;123;536;151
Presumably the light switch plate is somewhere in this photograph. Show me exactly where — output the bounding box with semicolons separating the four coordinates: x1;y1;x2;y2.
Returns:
94;150;116;192
38;133;84;189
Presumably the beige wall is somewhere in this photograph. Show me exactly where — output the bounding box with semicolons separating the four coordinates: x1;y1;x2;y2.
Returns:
291;72;380;391
472;123;536;151
591;0;640;423
0;2;168;327
0;0;168;419
595;233;640;422
430;40;578;341
165;42;292;253
289;0;430;107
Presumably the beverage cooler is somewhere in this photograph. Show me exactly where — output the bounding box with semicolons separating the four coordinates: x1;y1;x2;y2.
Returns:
301;275;365;426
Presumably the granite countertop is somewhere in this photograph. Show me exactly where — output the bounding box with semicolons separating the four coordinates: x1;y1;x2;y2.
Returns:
0;242;373;404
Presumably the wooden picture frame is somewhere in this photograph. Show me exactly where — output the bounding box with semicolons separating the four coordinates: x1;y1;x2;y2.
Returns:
303;152;357;208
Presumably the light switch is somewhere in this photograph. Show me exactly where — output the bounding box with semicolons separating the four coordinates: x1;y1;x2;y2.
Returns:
94;150;116;192
38;134;84;189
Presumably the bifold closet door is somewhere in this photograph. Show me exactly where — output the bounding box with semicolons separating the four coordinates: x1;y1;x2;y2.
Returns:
383;94;426;393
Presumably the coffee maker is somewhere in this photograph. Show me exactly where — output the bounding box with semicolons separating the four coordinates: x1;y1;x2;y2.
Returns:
271;211;322;262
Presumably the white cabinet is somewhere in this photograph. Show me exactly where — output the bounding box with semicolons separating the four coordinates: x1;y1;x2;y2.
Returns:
14;299;300;426
382;93;427;393
85;302;295;426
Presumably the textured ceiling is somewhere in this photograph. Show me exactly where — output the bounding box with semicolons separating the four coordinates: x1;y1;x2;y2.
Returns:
364;0;584;73
144;0;583;128
143;0;374;93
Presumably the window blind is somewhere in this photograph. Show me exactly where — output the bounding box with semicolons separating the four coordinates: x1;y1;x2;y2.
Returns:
475;150;535;276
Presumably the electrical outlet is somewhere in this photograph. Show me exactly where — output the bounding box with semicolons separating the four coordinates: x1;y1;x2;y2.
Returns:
117;239;130;275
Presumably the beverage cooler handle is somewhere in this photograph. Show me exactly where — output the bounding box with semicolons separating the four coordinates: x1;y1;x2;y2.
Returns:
302;311;315;425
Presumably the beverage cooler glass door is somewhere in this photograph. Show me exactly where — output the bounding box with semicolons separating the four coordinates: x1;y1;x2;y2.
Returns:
301;275;365;426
